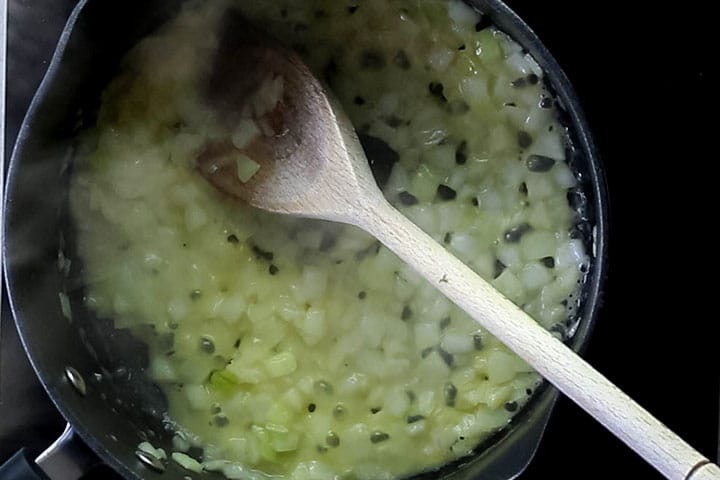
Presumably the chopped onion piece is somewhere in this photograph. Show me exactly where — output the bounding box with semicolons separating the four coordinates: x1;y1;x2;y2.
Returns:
231;118;261;150
235;153;261;183
172;452;203;473
138;441;167;460
58;292;72;321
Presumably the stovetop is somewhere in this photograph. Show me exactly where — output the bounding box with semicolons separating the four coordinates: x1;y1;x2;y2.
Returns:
2;0;719;478
1;0;75;462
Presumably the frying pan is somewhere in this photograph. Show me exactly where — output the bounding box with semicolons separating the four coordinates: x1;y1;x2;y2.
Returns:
0;0;607;478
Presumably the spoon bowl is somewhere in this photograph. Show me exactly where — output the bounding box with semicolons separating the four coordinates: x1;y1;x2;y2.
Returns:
197;11;373;220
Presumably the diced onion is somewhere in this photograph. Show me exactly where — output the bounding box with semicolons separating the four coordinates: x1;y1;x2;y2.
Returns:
172;452;203;473
235;154;261;183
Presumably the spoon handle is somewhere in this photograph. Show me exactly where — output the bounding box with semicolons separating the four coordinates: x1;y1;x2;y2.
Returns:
357;197;719;480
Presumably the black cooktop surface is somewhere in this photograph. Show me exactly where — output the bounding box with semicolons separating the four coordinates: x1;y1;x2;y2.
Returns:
2;0;718;478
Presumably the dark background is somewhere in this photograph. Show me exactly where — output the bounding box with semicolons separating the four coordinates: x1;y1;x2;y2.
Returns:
506;0;719;477
2;0;717;478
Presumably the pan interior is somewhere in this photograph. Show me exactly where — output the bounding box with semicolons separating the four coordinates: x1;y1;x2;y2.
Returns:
3;0;605;479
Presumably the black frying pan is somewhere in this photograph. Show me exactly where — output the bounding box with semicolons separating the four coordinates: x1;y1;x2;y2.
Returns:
0;0;607;478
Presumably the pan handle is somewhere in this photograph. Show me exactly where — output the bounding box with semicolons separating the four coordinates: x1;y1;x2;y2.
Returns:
0;424;100;480
0;450;50;480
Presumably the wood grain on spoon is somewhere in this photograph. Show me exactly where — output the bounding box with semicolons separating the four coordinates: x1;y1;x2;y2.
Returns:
197;13;720;480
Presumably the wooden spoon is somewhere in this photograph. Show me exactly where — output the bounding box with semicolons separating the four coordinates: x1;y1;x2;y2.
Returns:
197;17;720;480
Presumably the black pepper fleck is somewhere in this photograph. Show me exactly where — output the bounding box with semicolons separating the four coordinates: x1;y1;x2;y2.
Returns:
444;382;458;407
517;131;533;149
308;403;316;413
227;234;239;244
511;77;527;88
398;191;419;206
252;245;274;261
504;401;518;412
439;316;451;330
428;82;447;102
214;415;229;427
504;223;532;243
269;264;279;275
455;141;468;165
526;154;556;172
438;348;455;368
200;336;215;354
436;184;457;201
370;431;390;443
358;291;367;300
541;256;555;268
406;415;425;424
401;305;413;320
473;334;483;350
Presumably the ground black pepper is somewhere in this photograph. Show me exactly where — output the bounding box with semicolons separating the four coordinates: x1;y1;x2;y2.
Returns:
406;415;425;424
517;131;533;149
444;382;458;407
437;184;457;201
526;154;556;172
455;141;468;165
504;223;532;243
398;191;419;206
